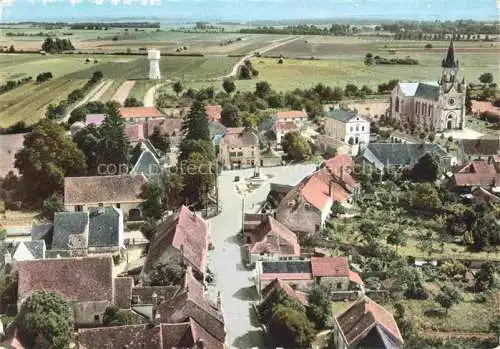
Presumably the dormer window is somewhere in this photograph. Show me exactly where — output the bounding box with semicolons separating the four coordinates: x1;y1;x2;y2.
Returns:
287;200;295;207
304;203;311;210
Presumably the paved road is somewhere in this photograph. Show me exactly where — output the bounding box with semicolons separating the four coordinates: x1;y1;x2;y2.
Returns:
112;80;136;105
206;164;316;349
220;36;302;80
89;79;114;102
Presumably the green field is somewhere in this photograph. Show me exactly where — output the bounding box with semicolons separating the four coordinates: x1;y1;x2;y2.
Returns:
98;79;124;103
0;77;85;127
127;80;158;101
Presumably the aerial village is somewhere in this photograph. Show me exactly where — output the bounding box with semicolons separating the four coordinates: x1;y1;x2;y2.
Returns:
0;15;498;349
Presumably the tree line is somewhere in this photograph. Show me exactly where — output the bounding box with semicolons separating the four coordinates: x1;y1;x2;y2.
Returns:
41;37;75;53
381;20;500;35
0;76;32;95
46;71;103;120
393;31;495;41
365;53;419;65
69;22;160;30
240;23;355;35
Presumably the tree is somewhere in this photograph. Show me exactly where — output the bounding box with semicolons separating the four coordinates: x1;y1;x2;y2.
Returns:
182;152;215;206
410;152;439;182
258;289;305;325
41;194;64;222
479;72;494;84
239;65;251;79
359;220;381;243
103;306;128;326
173;81;183;97
124;97;143;107
282;132;312;161
344;84;359;98
306;284;332;329
73;124;101;175
435;285;462;315
324;146;337;158
490;316;500;345
68;106;88;125
220;103;239;127
140;182;163;221
364;53;374;65
17;291;74;349
181;99;210;142
67;89;84;104
97;105;129;170
149;256;186;286
148;127;170;154
222;78;236;94
386;228;408;251
140;218;158;242
255;81;271;98
269;305;316;349
474;262;497;291
330;201;345;216
409;183;442;213
178;139;215;163
8;45;15;53
15;120;86;203
393;302;413;338
163;172;185;211
465;87;472;113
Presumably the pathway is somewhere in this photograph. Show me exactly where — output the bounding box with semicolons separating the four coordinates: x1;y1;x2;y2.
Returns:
112;80;136;105
89;79;114;102
206;164;316;349
143;82;167;107
61;80;108;123
221;36;302;80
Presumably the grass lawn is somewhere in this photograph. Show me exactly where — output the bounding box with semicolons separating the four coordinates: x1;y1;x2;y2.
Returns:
0;77;86;127
387;293;497;333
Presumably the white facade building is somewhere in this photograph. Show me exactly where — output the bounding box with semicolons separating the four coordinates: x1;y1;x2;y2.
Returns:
325;109;370;145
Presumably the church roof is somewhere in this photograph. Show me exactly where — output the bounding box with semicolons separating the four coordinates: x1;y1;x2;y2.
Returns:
442;40;458;68
414;83;441;101
398;83;419;97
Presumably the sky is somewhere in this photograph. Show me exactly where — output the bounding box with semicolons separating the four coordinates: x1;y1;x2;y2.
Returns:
0;0;498;22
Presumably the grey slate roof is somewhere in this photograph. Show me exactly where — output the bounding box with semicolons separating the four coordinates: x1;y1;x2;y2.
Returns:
22;241;46;259
130;150;161;179
208;121;226;139
414;83;440;101
326;109;357;122
261;260;311;274
360;143;448;170
88;207;122;248
52;212;89;250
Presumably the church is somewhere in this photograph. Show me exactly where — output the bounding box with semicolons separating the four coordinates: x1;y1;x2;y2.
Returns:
390;41;466;132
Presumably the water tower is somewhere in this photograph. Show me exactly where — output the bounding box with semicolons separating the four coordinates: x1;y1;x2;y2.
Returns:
148;49;161;80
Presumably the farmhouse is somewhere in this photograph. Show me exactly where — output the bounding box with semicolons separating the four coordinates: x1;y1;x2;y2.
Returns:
218;127;260;169
260;278;308;306
449;159;500;192
243;214;300;264
141;206;210;283
276;154;358;235
255;256;363;295
205;104;223;122
390;41;466;132
145;118;183;148
63;174;148;219
333;296;404;349
458;137;500;161
325;109;370;145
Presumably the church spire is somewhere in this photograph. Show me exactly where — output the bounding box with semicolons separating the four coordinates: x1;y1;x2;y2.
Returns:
442;40;458;68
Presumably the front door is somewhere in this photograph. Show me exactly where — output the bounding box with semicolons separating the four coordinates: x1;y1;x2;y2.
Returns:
447;120;452;129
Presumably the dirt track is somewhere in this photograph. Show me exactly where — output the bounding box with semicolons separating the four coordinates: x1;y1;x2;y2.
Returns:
112;80;135;105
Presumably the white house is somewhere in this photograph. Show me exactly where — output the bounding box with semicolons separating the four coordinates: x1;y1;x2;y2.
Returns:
276;110;308;126
325;109;370;145
273;121;297;144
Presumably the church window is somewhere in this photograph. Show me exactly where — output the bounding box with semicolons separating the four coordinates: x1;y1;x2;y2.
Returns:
423;104;427;116
362;126;365;131
428;105;433;117
395;97;399;112
350;126;353;132
356;125;359;131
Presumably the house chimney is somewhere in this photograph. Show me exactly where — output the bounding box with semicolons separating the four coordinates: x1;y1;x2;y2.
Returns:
216;291;222;311
151;292;158;322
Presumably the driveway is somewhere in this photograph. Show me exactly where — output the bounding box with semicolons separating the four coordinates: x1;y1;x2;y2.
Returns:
206;164;316;349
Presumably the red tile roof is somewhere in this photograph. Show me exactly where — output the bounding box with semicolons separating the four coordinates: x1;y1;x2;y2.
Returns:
64;174;148;205
274;121;297;132
17;256;113;303
142;206;209;278
261;278;308;306
145;118;182;137
246;215;300;257
348;270;364;285
299;168;352;210
456;160;497;175
311;256;350;277
335;296;403;347
205;105;222;121
325;154;359;188
472;100;500;116
119;107;164;119
125;123;145;142
276;110;308;120
220;127;259;148
453;173;500;187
